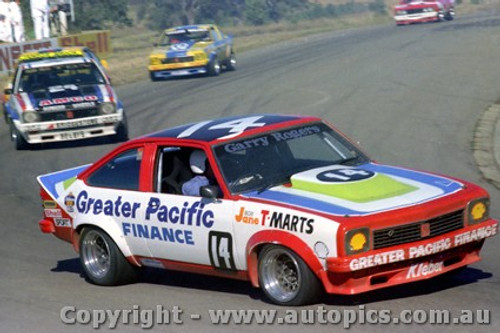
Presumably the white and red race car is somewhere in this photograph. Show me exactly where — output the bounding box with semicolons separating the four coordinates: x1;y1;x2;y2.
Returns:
394;0;455;25
4;48;127;150
37;114;497;305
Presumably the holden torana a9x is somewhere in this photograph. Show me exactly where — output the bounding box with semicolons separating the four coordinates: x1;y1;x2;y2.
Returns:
394;0;455;25
148;24;236;80
37;114;498;305
4;48;127;150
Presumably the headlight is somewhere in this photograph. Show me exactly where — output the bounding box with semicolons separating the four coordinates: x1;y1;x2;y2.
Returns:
22;111;40;123
467;198;489;225
150;57;162;65
99;102;116;115
396;10;407;15
423;8;435;12
193;52;207;61
345;228;370;255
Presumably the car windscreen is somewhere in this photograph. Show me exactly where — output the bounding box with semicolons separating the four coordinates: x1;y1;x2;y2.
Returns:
213;122;369;194
160;29;210;45
17;63;106;93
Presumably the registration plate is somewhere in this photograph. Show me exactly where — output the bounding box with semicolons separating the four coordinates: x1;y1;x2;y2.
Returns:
60;131;86;140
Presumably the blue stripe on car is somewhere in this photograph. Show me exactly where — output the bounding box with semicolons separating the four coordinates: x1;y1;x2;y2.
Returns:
38;165;89;199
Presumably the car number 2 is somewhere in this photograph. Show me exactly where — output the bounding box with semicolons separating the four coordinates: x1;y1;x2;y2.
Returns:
208;231;236;271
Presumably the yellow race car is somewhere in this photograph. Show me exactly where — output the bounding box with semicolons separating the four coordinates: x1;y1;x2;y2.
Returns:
149;24;236;81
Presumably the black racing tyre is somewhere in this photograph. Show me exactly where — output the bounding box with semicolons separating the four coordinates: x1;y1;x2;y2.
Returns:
114;113;129;142
2;105;8;124
9;121;29;150
445;8;455;21
225;51;236;71
207;57;221;76
79;227;138;286
258;245;322;305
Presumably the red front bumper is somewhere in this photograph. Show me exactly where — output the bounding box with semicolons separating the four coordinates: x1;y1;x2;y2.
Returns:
322;219;498;295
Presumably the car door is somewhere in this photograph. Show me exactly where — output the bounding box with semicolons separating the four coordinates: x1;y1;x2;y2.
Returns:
142;145;239;270
82;145;152;258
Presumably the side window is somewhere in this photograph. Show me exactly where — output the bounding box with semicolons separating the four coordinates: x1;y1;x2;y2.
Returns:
87;148;143;190
155;147;193;194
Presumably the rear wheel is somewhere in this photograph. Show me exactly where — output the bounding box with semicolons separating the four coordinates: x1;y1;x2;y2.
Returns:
445;8;455;21
79;227;138;286
258;245;322;305
225;51;236;71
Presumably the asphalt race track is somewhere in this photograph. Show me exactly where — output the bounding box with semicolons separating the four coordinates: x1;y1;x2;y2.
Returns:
1;11;500;332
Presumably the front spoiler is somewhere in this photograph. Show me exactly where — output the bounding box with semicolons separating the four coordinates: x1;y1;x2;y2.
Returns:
395;12;441;25
322;219;498;294
150;67;207;78
14;113;123;144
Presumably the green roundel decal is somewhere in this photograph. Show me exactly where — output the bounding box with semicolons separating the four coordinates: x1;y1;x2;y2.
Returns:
291;168;418;203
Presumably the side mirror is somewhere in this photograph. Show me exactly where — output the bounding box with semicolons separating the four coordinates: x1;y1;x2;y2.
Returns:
4;88;12;95
200;185;220;200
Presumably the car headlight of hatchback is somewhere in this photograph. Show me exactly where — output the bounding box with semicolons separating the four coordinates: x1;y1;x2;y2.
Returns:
467;198;489;225
193;52;207;61
99;102;116;115
22;111;40;123
150;57;162;65
345;228;370;255
396;10;407;15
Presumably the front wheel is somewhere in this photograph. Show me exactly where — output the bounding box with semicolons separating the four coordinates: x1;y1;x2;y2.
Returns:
207;57;221;76
9;121;29;150
114;113;129;142
258;245;322;305
150;72;160;82
79;227;138;286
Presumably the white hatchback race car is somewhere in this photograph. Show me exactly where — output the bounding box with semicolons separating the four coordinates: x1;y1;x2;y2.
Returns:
37;114;497;305
4;48;127;150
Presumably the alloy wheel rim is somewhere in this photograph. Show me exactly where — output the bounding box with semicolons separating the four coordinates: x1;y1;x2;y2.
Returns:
81;230;111;279
261;248;301;302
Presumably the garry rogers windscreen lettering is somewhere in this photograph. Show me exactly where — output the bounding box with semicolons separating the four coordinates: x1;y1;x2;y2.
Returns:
349;223;498;271
223;126;321;153
75;191;214;245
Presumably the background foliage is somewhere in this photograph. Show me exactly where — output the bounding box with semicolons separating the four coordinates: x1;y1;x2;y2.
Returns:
18;0;388;36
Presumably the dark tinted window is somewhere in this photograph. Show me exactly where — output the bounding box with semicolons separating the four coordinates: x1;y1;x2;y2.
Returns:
214;122;368;193
87;148;142;190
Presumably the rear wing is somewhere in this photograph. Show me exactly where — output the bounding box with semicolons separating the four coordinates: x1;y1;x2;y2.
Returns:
37;164;90;200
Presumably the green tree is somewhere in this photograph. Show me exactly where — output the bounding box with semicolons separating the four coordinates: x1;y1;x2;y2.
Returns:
244;0;269;25
72;0;132;30
369;0;387;15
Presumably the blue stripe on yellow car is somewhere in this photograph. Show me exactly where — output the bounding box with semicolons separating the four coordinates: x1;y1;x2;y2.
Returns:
166;40;197;58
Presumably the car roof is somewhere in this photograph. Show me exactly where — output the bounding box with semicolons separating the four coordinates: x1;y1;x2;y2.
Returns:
19;56;92;69
164;24;214;34
18;47;90;62
144;114;321;143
